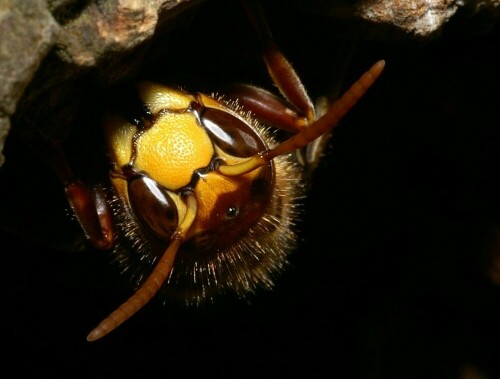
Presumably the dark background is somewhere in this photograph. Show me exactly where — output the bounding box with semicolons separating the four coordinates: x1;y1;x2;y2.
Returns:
1;1;500;378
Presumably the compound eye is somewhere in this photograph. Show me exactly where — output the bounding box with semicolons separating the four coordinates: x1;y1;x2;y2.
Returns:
201;108;266;157
128;176;178;242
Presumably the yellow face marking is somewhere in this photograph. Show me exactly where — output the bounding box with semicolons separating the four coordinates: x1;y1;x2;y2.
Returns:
194;173;240;224
135;113;214;190
188;167;262;237
137;82;195;113
103;114;136;169
197;93;225;110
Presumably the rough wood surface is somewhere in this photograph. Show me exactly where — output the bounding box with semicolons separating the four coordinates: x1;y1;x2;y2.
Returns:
1;0;499;164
